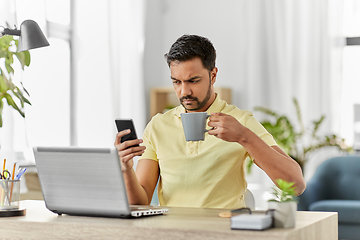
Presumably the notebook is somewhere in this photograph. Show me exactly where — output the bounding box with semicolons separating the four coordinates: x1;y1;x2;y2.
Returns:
33;146;168;218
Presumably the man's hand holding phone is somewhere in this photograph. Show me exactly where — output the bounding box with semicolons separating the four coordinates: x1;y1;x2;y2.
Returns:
114;119;145;171
114;129;146;171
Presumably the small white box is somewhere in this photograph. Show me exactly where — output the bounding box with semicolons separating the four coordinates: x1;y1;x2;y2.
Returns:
231;214;272;230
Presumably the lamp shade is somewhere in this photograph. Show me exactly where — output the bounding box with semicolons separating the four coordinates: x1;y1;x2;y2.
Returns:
18;20;49;52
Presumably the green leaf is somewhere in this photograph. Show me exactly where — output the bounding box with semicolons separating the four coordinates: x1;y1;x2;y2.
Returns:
293;98;305;134
11;89;24;108
312;115;325;137
5;56;15;75
3;93;25;117
14;50;31;69
21;93;31;105
0;35;13;50
11;86;31;107
254;97;353;169
0;99;3;127
0;35;32;127
22;84;30;96
268;179;297;203
254;106;279;117
246;157;254;174
0;74;8;92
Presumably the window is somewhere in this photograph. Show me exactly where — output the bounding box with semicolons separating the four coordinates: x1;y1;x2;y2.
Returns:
341;0;360;149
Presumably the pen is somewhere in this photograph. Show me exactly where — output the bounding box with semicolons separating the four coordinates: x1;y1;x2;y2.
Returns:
15;168;27;180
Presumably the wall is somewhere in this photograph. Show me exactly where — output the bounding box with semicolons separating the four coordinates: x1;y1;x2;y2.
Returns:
144;0;248;113
143;0;167;120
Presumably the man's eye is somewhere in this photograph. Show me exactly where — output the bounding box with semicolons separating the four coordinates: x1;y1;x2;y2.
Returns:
190;80;199;83
173;81;180;84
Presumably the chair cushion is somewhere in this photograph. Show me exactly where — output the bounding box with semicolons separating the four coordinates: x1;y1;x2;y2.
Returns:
309;200;360;224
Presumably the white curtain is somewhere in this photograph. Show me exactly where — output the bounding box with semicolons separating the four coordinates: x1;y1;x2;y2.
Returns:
227;0;345;207
239;0;344;182
74;0;146;147
108;0;146;136
241;0;344;134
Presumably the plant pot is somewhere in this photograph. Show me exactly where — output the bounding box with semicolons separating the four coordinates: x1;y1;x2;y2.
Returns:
268;201;297;228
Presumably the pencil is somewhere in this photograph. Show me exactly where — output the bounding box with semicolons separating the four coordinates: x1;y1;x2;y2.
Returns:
1;159;5;207
11;163;15;180
9;163;16;202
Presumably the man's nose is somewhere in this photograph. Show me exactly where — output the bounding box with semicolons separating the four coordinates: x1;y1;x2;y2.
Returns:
181;83;192;96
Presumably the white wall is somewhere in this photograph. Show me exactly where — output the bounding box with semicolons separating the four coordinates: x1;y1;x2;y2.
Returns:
143;0;167;120
144;0;248;111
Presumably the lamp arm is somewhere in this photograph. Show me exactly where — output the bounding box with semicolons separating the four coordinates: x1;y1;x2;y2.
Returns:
2;28;21;37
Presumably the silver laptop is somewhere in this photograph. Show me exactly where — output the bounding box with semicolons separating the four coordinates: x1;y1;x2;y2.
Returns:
33;146;168;218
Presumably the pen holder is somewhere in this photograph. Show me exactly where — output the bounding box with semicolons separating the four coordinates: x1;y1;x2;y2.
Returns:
0;180;20;210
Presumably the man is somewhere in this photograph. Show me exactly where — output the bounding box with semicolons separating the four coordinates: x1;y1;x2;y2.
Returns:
114;34;306;208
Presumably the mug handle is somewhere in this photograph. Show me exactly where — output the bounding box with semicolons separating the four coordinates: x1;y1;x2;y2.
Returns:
205;127;215;133
205;115;214;132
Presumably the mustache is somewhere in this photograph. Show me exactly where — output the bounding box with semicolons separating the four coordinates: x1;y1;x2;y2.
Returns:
180;96;198;102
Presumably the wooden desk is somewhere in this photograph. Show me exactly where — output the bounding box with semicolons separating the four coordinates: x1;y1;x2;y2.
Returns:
0;200;337;240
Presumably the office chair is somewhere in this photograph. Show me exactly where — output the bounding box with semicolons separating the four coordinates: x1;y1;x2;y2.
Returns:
244;189;255;210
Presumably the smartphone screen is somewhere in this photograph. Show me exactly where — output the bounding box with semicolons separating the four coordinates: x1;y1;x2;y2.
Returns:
115;119;139;147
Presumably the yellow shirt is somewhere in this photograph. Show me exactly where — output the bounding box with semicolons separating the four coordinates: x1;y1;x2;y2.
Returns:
139;95;277;208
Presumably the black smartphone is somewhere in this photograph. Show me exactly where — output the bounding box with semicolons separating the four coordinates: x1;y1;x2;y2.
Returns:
115;119;139;148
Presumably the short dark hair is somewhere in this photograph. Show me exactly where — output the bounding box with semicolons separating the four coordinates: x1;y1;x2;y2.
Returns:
164;34;216;72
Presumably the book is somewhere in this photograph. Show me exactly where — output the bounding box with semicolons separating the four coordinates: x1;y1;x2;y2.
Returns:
231;214;273;230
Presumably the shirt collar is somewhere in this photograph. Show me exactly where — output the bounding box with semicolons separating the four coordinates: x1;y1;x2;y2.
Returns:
174;94;225;118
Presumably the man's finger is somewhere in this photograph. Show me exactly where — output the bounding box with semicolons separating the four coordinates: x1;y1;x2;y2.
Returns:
211;112;226;117
120;149;145;162
119;142;146;155
114;129;131;145
209;112;228;122
118;139;144;151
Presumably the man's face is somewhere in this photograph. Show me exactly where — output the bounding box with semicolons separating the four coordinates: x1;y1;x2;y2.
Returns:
170;57;217;112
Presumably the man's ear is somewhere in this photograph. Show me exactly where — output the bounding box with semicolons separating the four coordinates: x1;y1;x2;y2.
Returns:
211;67;218;85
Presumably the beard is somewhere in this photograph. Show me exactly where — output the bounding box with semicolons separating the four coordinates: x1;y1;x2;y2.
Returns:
180;81;212;111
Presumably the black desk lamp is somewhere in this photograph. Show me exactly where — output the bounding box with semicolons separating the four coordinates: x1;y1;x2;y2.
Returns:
0;19;49;52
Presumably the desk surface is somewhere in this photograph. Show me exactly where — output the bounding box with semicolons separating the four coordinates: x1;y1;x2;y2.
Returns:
0;200;337;240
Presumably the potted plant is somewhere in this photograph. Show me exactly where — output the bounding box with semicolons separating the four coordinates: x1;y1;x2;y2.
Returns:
268;179;297;228
0;34;31;128
251;98;352;171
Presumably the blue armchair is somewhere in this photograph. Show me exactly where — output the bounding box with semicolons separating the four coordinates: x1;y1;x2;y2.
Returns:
298;155;360;240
